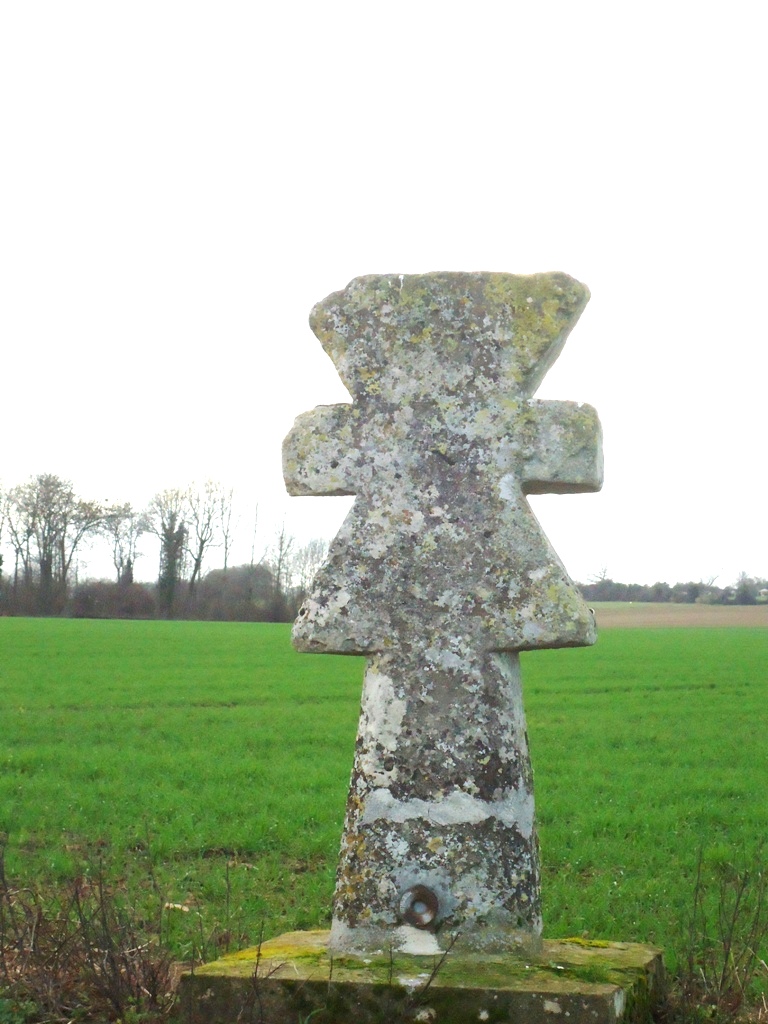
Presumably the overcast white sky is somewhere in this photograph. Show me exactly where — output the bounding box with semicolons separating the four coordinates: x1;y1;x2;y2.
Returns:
1;1;765;587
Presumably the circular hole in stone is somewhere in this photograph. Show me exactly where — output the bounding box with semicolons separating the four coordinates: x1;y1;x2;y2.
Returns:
399;885;439;929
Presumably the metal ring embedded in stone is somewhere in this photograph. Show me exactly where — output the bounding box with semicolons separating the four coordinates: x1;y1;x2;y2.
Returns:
399;885;439;929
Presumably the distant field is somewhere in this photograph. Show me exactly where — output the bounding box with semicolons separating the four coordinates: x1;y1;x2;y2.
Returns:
1;617;766;974
592;600;768;629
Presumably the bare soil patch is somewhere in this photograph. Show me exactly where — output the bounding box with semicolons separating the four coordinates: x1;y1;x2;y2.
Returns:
593;602;768;629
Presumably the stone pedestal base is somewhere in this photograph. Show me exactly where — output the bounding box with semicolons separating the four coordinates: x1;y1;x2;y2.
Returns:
178;929;664;1024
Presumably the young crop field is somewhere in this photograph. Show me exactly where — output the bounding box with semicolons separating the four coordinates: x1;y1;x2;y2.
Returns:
0;615;766;975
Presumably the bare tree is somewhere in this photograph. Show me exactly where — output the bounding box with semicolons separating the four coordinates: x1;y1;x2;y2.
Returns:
291;538;329;604
267;524;295;620
4;474;104;613
145;489;186;617
3;487;33;589
217;486;236;571
0;485;6;585
102;503;146;584
185;481;221;594
249;503;260;567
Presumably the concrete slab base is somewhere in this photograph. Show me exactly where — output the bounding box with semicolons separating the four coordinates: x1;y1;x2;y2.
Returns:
178;929;665;1024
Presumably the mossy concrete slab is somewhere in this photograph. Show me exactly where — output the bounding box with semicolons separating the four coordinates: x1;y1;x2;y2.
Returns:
178;929;664;1024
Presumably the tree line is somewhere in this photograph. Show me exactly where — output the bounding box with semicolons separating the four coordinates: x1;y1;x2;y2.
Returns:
0;474;328;621
579;572;768;606
1;473;765;621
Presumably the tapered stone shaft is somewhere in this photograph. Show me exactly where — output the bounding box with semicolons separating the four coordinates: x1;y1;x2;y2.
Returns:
330;648;540;954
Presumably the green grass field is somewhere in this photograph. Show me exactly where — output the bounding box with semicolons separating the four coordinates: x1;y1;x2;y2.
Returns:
1;617;766;972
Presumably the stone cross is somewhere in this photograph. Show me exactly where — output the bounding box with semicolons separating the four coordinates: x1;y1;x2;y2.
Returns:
283;272;602;956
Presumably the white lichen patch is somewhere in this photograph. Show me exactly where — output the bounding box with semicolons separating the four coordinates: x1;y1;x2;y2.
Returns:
360;668;406;752
498;473;521;506
396;927;442;955
360;786;535;839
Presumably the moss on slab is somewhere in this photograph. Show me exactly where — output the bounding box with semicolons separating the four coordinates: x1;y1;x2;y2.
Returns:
180;930;664;1024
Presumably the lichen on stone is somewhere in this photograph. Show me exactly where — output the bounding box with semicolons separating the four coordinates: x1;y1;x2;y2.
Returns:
283;272;602;954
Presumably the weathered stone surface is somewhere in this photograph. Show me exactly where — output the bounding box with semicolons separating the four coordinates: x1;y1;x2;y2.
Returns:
179;930;664;1024
283;272;602;954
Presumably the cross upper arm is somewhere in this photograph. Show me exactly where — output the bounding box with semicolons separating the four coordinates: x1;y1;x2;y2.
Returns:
521;400;603;494
283;404;359;496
